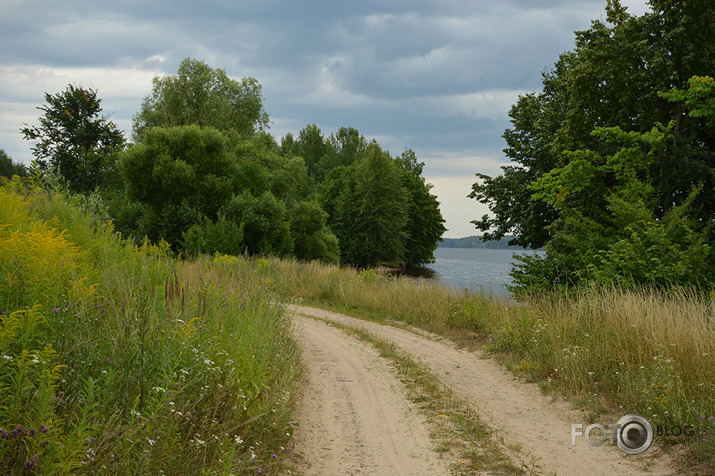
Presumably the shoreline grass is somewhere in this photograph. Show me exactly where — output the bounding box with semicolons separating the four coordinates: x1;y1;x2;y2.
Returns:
258;256;714;474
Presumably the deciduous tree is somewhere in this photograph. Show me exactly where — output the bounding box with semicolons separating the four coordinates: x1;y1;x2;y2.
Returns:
21;84;125;193
133;58;269;140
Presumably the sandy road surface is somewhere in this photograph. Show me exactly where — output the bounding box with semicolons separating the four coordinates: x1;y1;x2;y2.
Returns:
289;314;450;475
289;305;674;476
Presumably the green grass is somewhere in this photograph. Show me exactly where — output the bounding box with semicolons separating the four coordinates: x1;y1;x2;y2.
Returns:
5;179;711;473
0;182;300;475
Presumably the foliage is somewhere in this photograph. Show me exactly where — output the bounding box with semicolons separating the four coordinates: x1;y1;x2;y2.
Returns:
396;149;446;266
471;1;715;289
133;58;269;140
182;214;245;257
20;84;125;194
289;200;340;264
222;191;294;257
330;143;409;268
308;128;444;268
121;125;238;247
0;150;27;180
0;181;300;474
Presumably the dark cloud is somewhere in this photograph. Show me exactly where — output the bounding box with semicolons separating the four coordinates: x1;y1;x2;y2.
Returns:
0;0;651;236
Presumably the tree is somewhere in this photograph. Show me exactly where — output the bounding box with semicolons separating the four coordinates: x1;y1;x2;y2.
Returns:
316;126;367;179
21;84;125;193
120;125;238;247
289;200;340;264
133;58;269;140
470;1;714;289
221;191;294;257
0;149;27;179
331;143;409;268
396;149;446;266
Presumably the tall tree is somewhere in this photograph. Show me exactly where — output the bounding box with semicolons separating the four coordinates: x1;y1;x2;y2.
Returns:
471;0;714;288
396;149;446;266
21;84;125;193
331;143;409;268
133;58;269;140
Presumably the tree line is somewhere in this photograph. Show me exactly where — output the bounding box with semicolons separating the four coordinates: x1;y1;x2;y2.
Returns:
471;0;714;290
8;58;446;269
439;236;527;249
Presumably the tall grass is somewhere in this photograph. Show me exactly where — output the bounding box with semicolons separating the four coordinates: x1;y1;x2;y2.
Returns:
0;182;299;474
256;256;715;472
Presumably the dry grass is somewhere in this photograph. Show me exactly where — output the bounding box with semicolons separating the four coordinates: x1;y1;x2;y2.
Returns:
252;256;714;472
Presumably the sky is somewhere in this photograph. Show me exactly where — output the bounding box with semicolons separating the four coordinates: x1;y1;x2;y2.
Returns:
0;0;651;237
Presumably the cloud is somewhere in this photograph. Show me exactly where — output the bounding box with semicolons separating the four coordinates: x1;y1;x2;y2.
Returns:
426;175;487;238
0;0;655;235
0;64;162;163
393;89;524;120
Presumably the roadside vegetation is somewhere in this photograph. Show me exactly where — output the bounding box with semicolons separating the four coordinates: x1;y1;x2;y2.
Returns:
0;183;299;474
256;256;714;473
1;1;712;473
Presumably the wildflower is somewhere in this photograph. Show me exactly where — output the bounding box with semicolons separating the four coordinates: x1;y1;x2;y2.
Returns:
25;454;39;470
272;453;278;458
235;436;243;445
40;425;49;434
147;438;155;446
0;429;6;439
53;307;60;312
709;416;714;422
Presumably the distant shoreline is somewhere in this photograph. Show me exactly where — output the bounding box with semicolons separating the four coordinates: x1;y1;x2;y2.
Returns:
438;235;534;250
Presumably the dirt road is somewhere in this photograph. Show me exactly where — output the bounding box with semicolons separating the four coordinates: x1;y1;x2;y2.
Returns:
288;305;674;475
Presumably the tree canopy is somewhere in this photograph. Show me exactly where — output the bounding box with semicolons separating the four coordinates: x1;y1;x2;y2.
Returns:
133;58;269;140
21;84;125;193
0;149;27;180
18;57;445;268
471;0;715;290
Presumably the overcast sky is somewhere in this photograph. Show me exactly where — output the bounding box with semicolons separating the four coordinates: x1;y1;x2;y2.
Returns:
1;0;651;237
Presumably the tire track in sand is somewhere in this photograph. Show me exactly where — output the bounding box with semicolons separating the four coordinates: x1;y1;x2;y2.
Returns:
289;314;450;475
290;305;675;476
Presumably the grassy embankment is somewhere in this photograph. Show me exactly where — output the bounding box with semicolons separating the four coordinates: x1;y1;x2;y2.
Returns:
3;179;712;473
0;183;299;475
258;256;715;473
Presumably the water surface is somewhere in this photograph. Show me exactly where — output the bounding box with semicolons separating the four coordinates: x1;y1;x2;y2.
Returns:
423;247;540;295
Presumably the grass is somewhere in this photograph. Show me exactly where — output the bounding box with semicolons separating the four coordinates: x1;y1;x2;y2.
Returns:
258;256;715;474
4;178;712;473
0;182;300;475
